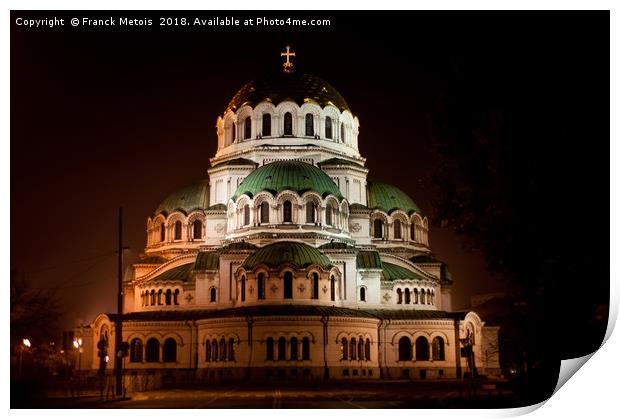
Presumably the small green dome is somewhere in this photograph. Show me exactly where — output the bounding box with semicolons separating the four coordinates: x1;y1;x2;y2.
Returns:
241;241;333;270
155;180;209;216
367;181;420;215
232;160;343;201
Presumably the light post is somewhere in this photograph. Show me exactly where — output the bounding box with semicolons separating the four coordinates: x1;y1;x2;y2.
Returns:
73;337;83;370
19;338;31;378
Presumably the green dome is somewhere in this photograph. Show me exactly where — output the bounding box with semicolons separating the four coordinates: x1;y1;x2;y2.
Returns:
241;241;333;270
226;72;350;113
232;160;343;201
155;180;209;216
367;181;420;215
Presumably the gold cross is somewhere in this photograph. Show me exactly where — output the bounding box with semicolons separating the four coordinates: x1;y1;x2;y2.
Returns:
280;46;296;73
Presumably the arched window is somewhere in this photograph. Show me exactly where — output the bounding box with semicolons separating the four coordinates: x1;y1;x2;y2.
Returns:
266;337;274;361
231;122;236;143
262;113;271;136
365;338;371;361
350;338;357;360
278;337;286;360
241;275;246;302
397;288;403;304
394;219;402;239
410;224;416;241
311;272;319;299
219;337;227;361
373;219;383;238
283;112;293;135
360;287;366;302
210;287;216;303
258;273;265;300
340;123;345;143
130;338;143;363
341;337;348;360
357;337;364;360
330;275;336;301
160;224;165;242
243;204;250;226
325;203;333;226
302;337;310;360
163;338;177;363
174;289;179;305
212;339;218;361
306;202;316;223
415;337;430;361
421;289;426;304
283;200;292;223
165;289;172;305
398;337;412;361
228;338;235;361
414;288;419;304
283;272;293;299
244;116;251;139
432;337;445;361
430;291;435;305
405;288;411;304
305;113;314;136
150;289;155;305
174;220;182;240
325;116;333;139
157;289;163;305
145;338;160;363
290;337;298;360
260;201;269;224
193;220;202;239
205;340;211;361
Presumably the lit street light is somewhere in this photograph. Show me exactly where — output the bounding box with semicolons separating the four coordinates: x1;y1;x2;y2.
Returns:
19;338;31;378
73;337;83;370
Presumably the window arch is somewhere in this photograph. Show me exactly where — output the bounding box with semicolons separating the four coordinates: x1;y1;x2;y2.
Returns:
325;203;333;226
266;337;274;361
241;275;246;302
311;272;319;299
415;337;430;361
205;340;211;361
219;337;227;361
290;337;298;360
228;338;235;361
283;200;292;223
306;202;316;223
325;116;333;139
432;337;445;361
193;220;203;239
330;275;336;301
365;338;371;361
165;289;172;305
163;338;177;363
278;337;286;360
260;201;269;224
340;123;345;143
341;337;348;360
129;338;143;363
231;122;236;143
397;288;402;304
398;336;412;361
258;273;266;300
150;289;155;305
357;337;364;360
414;288;419;304
283;272;293;299
302;337;310;360
160;224;165;242
145;338;160;362
174;289;179;305
394;219;402;239
421;289;426;304
410;224;416;241
350;338;357;360
373;219;383;238
262;113;271;136
211;339;218;361
244;116;251;139
360;286;366;302
157;289;163;305
210;287;216;303
283;112;293;135
174;220;182;240
305;113;314;136
243;204;250;226
404;288;411;304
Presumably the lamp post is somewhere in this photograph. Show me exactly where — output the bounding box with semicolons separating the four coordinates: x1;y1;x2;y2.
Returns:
73;337;83;370
19;338;31;378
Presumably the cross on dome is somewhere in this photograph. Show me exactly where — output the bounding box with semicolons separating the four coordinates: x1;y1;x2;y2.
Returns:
280;45;296;73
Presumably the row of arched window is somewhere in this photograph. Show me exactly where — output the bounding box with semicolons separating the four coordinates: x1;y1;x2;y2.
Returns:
148;217;204;246
129;337;177;363
234;198;344;230
230;113;347;143
397;336;445;361
372;218;426;243
265;336;311;361
141;288;180;306
205;337;236;362
396;288;435;305
239;272;336;302
341;337;371;361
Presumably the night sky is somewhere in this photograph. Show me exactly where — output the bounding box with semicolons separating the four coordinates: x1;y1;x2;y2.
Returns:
10;11;609;331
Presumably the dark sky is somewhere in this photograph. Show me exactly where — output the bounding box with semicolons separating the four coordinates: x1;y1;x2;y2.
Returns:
10;11;608;330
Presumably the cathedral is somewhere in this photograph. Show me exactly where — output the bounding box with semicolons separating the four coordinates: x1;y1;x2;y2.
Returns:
76;47;500;386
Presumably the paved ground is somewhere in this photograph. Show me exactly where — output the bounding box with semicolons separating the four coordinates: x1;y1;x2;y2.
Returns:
20;380;516;409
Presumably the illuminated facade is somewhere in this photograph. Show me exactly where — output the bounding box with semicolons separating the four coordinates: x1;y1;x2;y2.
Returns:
78;48;500;386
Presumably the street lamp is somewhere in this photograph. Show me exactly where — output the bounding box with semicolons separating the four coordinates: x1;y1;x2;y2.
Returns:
73;337;83;370
19;338;31;378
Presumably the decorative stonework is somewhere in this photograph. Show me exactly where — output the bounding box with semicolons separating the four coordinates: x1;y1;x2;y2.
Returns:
270;284;278;294
215;224;225;233
298;283;306;293
248;285;254;295
383;292;392;302
322;285;328;294
351;222;362;233
185;293;194;303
